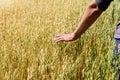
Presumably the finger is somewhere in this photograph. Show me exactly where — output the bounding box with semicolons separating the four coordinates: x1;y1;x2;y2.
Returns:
54;36;62;40
56;34;64;37
56;39;64;42
54;37;64;42
54;35;63;41
54;38;63;42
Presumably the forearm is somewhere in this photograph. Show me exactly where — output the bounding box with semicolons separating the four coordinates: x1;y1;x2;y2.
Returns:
54;0;112;42
73;0;103;38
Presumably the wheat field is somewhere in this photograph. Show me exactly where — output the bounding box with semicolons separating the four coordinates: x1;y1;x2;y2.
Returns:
0;0;120;80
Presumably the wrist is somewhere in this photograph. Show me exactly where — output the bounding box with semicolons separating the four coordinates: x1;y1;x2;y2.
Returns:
72;32;80;40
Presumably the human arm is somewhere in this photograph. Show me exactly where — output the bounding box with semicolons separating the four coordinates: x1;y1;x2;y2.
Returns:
54;0;112;42
73;0;103;40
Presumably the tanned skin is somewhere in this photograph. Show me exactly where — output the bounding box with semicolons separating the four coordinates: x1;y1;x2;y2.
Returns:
54;0;103;42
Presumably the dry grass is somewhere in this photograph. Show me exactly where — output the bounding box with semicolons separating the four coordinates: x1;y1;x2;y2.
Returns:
0;0;120;80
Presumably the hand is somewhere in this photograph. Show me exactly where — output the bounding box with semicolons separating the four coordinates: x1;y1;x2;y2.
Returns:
54;33;78;42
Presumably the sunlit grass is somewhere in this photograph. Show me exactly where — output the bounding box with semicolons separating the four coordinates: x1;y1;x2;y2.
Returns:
0;0;120;80
0;0;13;6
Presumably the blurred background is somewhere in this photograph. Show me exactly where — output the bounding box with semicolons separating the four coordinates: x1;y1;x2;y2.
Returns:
0;0;120;80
